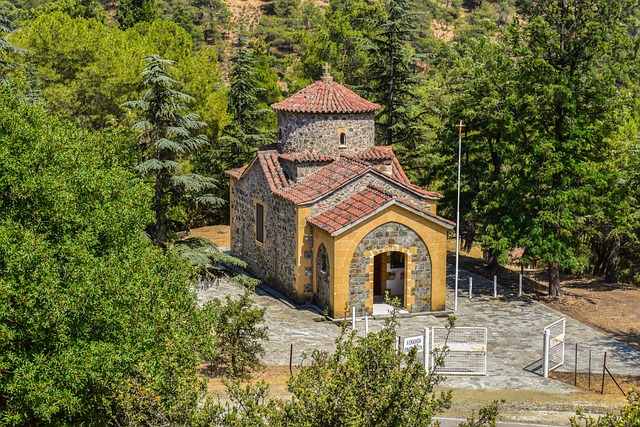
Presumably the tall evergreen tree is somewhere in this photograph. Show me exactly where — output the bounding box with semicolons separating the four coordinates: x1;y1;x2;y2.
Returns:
116;0;157;29
365;0;422;146
0;6;24;82
219;30;272;169
124;55;222;248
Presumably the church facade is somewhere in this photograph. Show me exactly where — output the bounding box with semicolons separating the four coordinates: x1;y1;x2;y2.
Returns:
226;69;453;318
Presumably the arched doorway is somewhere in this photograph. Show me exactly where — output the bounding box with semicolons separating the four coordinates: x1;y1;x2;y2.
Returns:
348;222;432;315
373;251;406;305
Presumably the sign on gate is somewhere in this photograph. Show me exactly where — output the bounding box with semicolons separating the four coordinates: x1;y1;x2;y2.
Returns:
543;318;566;377
403;335;424;353
431;327;487;375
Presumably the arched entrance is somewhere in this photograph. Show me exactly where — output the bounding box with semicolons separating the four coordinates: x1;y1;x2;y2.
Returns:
348;222;432;315
373;251;406;305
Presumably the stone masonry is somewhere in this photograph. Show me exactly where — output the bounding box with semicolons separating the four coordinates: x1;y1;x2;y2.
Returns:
277;112;375;157
348;222;432;315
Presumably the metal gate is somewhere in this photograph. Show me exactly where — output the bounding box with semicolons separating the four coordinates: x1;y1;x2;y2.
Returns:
543;317;565;377
431;327;487;375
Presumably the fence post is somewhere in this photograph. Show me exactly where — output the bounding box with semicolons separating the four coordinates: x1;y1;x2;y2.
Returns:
352;306;356;331
589;348;591;390
469;276;473;299
543;329;550;378
493;275;497;298
365;314;369;336
518;274;523;297
424;327;430;372
289;343;293;376
601;352;607;394
574;343;578;386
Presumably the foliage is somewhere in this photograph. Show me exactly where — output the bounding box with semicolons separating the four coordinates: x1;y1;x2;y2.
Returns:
0;5;25;81
280;316;453;426
219;30;273;169
570;391;640;427
364;0;424;146
9;15;226;132
0;87;206;426
202;289;268;378
124;54;223;247
116;0;156;29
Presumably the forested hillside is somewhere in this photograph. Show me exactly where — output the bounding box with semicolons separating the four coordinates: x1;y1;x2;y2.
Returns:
2;0;640;292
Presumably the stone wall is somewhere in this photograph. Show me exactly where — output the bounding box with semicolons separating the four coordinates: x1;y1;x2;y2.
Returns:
230;166;298;300
310;173;430;216
281;160;328;182
277;112;375;157
315;243;331;312
348;222;432;315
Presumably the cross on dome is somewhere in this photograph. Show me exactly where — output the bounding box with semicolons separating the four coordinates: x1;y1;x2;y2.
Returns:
321;63;333;82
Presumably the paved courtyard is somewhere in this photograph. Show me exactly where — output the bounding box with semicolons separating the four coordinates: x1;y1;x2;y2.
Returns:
198;265;640;393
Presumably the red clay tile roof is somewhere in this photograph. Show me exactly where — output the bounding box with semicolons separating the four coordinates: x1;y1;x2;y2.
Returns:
226;165;247;179
355;146;395;161
258;151;293;192
280;151;336;163
225;146;442;203
274;157;369;203
271;80;381;114
308;186;454;234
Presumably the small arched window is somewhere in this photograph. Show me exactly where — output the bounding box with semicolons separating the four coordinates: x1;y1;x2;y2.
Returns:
317;244;329;274
339;132;347;148
278;127;283;142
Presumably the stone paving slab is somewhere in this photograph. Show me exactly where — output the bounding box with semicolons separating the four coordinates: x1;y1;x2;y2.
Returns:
197;266;640;393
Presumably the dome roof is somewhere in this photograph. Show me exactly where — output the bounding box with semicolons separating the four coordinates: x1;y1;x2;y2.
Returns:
271;77;380;114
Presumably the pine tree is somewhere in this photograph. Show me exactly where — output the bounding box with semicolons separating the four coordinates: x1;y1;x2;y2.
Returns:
220;30;272;168
365;0;421;146
116;0;157;29
124;55;222;248
0;6;25;82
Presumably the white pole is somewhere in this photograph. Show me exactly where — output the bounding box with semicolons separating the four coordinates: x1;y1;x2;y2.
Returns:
543;329;551;378
493;275;497;298
365;314;369;335
352;306;356;331
519;274;523;297
469;276;473;299
454;120;464;312
424;327;430;372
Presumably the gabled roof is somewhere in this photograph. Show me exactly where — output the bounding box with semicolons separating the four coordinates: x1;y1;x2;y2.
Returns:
354;146;395;162
271;80;381;114
225;146;443;203
275;157;369;203
308;186;455;235
226;165;247;179
279;151;335;163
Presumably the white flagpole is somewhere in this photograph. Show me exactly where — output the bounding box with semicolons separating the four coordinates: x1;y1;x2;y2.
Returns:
454;120;464;312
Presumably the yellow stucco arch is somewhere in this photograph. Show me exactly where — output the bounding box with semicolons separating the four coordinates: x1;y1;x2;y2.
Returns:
328;203;448;316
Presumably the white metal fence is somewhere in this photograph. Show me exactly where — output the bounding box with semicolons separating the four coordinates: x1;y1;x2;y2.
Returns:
430;327;488;375
543;317;566;378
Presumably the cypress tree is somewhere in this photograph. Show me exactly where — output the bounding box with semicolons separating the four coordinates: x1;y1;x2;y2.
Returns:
365;0;421;146
220;30;272;168
124;55;222;248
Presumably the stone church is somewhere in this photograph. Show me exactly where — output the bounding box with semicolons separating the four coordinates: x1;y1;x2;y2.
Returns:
226;68;453;318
